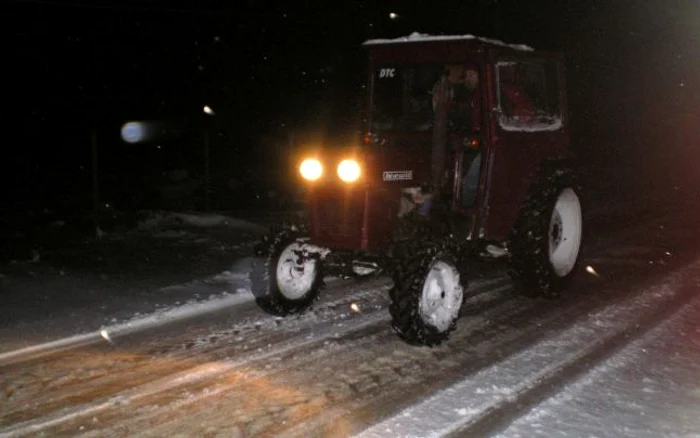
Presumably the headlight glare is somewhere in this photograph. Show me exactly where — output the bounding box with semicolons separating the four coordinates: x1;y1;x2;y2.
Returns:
299;158;323;181
337;159;361;183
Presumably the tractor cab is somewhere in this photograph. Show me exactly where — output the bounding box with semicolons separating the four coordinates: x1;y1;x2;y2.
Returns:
362;33;571;244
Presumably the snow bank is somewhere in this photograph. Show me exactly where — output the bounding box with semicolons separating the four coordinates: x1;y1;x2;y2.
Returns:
0;272;255;365
137;211;266;234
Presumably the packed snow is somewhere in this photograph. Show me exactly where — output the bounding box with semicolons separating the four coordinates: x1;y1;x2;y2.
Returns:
497;290;700;438
358;260;700;438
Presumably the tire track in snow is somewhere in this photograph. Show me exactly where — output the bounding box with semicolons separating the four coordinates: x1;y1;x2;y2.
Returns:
0;273;511;437
1;272;511;433
1;314;387;436
72;283;528;437
0;276;391;434
2;280;516;437
142;279;613;437
59;280;514;436
355;259;700;438
277;241;700;437
172;275;595;438
496;284;700;438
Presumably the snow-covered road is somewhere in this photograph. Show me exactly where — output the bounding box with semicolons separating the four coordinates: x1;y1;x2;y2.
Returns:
359;260;700;438
497;286;700;438
1;193;700;437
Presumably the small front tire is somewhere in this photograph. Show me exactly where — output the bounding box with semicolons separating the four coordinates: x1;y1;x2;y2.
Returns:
251;229;324;316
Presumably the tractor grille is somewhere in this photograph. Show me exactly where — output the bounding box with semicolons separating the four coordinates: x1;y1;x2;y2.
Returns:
315;194;364;241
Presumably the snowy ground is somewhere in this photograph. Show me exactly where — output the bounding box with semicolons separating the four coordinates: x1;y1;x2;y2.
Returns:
1;174;700;437
497;288;700;438
0;210;279;353
359;261;700;438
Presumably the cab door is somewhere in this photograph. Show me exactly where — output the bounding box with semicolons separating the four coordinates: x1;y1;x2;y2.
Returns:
479;54;569;241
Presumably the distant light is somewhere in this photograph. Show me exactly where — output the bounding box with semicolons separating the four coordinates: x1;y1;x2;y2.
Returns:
350;303;360;312
203;105;215;115
586;265;600;277
121;122;145;143
120;121;162;144
389;12;398;19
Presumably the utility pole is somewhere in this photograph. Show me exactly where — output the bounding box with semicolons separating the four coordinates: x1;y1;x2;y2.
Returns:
91;128;101;238
88;20;101;239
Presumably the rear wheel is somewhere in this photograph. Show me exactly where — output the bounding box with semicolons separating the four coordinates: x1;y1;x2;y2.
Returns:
509;168;583;298
389;242;465;346
549;188;583;277
251;228;324;315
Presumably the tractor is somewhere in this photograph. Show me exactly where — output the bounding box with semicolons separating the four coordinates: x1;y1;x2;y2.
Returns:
250;33;583;346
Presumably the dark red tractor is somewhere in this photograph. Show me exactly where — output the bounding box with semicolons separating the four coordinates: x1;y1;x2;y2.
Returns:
251;33;583;346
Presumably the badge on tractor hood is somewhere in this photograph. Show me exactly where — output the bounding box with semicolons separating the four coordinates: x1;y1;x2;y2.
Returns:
383;170;413;181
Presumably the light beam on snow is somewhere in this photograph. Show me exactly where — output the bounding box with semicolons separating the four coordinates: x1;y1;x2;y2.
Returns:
586;265;600;277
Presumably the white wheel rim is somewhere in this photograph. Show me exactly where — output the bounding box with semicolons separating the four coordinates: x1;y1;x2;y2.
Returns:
419;260;464;333
549;188;582;277
275;241;318;300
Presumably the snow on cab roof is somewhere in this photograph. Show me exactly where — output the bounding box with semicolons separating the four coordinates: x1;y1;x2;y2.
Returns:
363;32;534;52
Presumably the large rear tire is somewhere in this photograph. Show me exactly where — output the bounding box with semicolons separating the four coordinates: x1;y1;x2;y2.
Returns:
389;242;465;346
251;228;324;315
509;168;583;298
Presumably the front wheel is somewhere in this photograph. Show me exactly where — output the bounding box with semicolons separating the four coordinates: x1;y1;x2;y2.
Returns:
509;169;583;298
250;229;324;316
389;244;465;346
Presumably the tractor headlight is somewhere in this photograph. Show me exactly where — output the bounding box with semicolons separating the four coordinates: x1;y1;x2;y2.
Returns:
337;159;361;183
299;158;323;181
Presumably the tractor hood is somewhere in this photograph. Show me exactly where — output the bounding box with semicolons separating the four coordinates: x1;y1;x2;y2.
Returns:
362;133;433;187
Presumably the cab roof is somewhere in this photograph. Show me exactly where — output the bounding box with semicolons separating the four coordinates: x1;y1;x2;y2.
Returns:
363;32;534;52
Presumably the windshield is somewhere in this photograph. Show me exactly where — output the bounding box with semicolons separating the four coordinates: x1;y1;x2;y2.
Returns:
370;63;480;133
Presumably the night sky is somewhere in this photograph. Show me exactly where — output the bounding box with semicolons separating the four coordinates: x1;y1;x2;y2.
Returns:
8;0;700;215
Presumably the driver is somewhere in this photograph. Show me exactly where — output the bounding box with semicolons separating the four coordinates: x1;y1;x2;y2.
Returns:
454;67;480;130
428;64;481;214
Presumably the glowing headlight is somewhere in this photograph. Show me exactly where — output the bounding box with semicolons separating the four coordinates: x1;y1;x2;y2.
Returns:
299;158;323;181
337;159;361;183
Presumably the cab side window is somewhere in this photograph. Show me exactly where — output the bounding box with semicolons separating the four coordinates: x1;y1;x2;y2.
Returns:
496;60;562;131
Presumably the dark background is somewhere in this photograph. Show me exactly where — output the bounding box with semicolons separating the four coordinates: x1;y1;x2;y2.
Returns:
6;0;700;221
